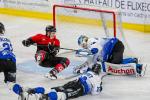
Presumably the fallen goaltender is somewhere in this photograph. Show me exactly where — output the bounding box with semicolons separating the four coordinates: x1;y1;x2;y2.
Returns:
73;35;147;77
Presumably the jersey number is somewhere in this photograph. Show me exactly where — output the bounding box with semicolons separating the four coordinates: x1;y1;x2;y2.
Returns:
3;42;13;51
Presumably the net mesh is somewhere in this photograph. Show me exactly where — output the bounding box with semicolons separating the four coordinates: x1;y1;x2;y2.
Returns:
53;4;136;58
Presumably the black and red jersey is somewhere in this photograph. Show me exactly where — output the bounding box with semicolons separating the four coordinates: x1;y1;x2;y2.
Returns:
30;34;60;53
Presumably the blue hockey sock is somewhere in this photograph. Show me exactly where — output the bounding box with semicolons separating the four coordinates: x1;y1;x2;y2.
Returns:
13;84;22;95
34;87;45;94
47;91;58;100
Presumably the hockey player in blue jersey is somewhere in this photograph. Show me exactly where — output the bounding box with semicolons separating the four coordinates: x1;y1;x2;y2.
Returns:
74;35;146;77
13;63;103;100
0;22;16;88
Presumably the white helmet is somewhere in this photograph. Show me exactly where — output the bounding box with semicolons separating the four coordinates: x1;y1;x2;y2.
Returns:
78;35;88;48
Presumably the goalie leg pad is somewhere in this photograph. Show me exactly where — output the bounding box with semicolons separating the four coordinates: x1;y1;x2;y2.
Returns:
105;62;136;75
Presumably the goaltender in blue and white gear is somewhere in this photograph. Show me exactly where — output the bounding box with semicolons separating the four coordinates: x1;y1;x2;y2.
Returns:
13;63;103;100
75;35;147;77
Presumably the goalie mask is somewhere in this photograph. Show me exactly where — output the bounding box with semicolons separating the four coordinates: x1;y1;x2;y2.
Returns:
78;35;88;49
0;22;5;34
92;63;101;75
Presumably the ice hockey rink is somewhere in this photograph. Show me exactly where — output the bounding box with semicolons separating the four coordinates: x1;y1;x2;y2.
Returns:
0;14;150;100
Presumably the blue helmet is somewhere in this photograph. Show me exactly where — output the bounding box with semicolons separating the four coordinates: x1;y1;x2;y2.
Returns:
78;35;88;47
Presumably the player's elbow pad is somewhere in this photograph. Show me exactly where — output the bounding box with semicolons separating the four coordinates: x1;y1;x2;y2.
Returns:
91;48;98;54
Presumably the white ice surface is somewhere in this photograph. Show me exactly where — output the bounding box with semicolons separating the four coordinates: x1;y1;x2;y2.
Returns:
0;14;150;100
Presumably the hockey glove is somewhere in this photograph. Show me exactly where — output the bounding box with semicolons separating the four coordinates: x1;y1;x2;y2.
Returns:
48;44;55;52
22;39;32;47
48;44;59;55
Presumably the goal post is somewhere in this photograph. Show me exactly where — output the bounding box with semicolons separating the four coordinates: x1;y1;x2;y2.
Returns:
52;4;136;58
53;4;117;37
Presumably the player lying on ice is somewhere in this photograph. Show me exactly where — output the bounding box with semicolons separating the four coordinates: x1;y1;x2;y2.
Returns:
22;25;70;80
74;35;147;77
13;63;103;100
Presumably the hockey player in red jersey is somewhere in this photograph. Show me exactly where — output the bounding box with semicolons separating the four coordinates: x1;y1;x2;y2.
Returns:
22;25;70;80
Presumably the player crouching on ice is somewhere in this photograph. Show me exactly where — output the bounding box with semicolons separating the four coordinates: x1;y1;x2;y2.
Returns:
74;35;147;77
13;63;103;100
22;25;70;80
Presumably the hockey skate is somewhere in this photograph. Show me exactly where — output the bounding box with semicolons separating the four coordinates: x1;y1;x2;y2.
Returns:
136;64;147;77
39;94;48;100
44;70;57;80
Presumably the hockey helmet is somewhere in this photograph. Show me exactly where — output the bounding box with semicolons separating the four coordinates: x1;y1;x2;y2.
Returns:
0;22;5;34
92;63;101;74
78;35;88;48
45;25;56;33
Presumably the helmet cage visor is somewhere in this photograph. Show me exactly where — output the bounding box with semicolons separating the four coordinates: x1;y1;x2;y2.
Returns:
78;36;88;48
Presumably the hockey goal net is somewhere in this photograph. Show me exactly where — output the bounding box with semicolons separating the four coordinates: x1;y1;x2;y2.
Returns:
53;4;135;58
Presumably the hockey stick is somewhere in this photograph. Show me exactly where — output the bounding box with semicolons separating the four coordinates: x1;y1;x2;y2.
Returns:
32;43;77;51
32;43;92;57
59;47;77;51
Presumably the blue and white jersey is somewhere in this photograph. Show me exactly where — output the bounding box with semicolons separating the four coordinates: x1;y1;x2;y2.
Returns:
79;71;102;95
87;37;118;63
86;37;105;64
0;35;16;62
